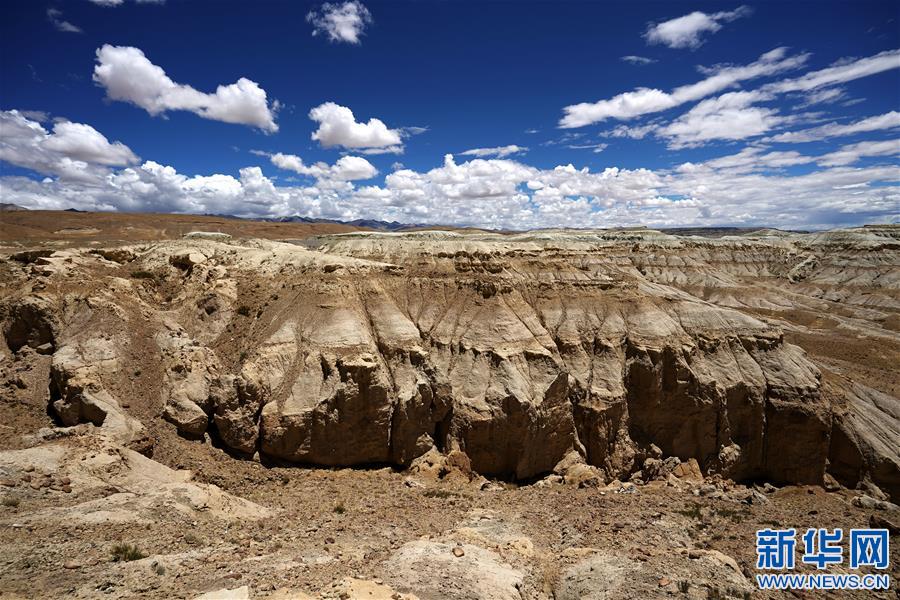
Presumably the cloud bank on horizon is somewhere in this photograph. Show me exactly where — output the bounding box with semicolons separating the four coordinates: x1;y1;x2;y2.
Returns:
1;0;898;230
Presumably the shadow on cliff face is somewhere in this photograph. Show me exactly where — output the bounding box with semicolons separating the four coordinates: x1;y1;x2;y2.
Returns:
1;231;897;501
2;296;56;354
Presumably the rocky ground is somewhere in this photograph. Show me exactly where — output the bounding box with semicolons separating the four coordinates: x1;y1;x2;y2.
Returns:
0;216;898;599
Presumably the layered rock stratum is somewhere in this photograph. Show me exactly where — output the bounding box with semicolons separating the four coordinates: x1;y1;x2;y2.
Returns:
2;225;897;499
2;221;899;599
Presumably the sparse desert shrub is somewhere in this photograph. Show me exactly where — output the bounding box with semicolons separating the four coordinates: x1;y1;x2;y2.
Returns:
2;496;20;508
236;305;251;317
111;543;146;562
715;507;747;523
423;489;465;499
675;502;702;520
333;501;346;514
183;533;201;545
707;587;724;600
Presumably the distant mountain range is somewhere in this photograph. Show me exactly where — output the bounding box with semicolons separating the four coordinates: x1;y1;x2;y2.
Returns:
267;216;431;231
2;205;809;237
661;226;809;237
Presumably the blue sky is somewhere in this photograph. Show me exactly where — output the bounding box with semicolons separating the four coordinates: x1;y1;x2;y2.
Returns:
1;0;898;229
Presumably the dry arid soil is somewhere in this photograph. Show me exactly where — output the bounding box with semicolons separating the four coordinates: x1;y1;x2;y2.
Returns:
0;212;898;599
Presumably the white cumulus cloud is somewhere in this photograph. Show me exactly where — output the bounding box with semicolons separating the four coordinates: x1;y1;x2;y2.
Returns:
3;111;898;231
307;1;372;44
308;102;403;152
656;91;785;149
268;152;378;181
644;6;752;50
93;45;279;132
0;110;138;182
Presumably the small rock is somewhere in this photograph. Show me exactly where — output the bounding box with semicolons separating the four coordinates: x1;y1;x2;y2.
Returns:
822;473;841;492
480;480;504;492
452;547;465;558
170;252;206;270
642;458;663;480
63;561;81;570
662;456;681;471
852;495;880;510
852;495;900;511
534;474;563;487
861;481;888;501
403;477;424;489
671;458;703;482
743;490;769;505
868;514;900;535
658;577;671;587
688;550;701;560
698;484;717;496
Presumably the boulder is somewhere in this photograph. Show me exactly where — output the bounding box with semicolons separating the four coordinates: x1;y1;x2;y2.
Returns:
408;448;474;482
169;252;207;270
555;549;751;600
555;451;605;487
156;328;220;437
671;458;703;482
325;578;419;600
193;587;249;600
383;540;524;600
49;337;148;450
851;495;899;512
